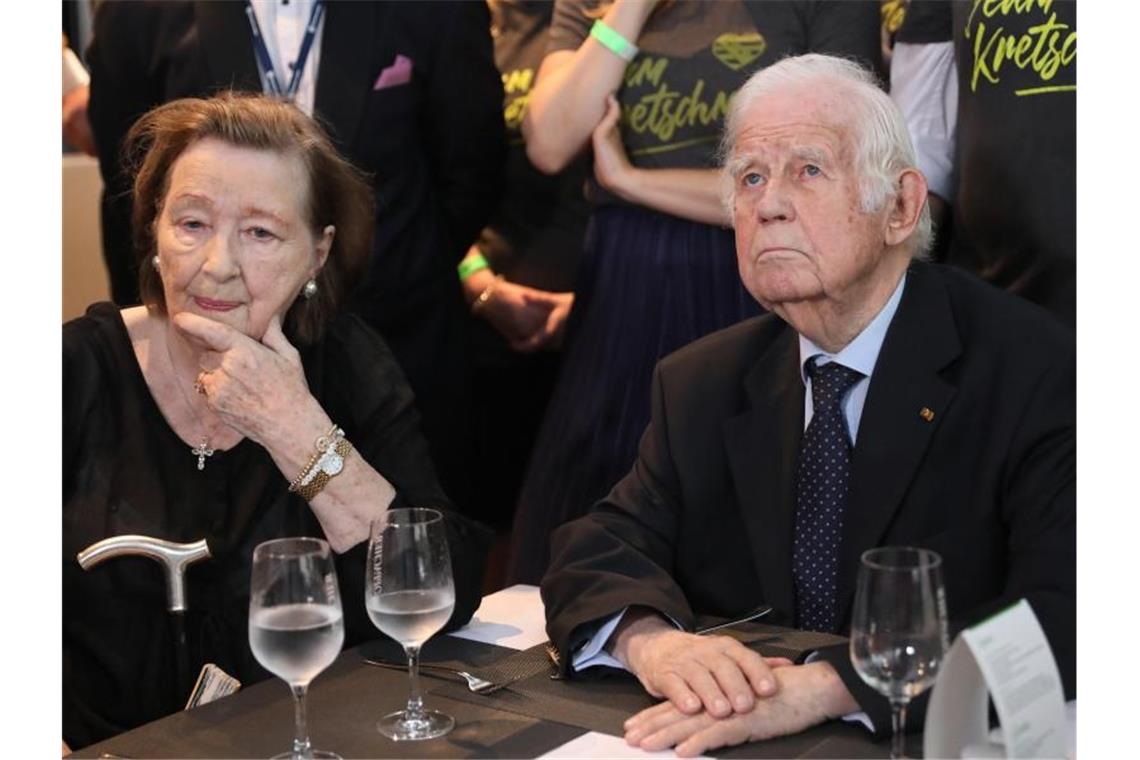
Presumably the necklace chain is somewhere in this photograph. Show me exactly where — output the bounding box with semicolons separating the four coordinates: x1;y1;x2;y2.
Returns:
164;332;216;471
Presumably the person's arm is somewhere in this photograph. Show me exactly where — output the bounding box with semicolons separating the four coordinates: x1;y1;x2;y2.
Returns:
174;310;491;626
890;42;957;210
423;1;507;261
62;39;96;156
523;0;658;173
459;246;575;352
175;313;396;552
543;361;783;719
590;94;729;226
889;0;956;228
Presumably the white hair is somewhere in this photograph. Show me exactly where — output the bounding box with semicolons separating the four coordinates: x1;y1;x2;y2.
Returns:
719;54;932;258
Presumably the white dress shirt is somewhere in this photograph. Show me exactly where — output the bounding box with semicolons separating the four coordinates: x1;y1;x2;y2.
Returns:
249;0;324;117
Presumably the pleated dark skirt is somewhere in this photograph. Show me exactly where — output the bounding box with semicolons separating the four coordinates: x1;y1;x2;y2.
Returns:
506;203;763;584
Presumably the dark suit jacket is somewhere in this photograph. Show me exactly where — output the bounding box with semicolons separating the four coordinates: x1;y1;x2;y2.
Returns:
541;262;1075;734
86;0;506;516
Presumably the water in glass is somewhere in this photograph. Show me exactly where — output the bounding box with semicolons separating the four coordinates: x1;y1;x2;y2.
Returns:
365;508;456;741
250;537;344;760
366;589;454;648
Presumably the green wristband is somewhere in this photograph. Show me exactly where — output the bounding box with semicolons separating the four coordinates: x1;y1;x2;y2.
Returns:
458;252;491;281
590;19;639;62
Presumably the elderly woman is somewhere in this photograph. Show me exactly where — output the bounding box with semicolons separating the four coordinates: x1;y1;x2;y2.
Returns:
63;94;490;748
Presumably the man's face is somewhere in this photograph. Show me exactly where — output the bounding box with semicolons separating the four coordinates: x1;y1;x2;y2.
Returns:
729;86;895;315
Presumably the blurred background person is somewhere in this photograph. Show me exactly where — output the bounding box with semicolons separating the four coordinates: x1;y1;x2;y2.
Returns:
890;0;1076;326
64;94;490;749
85;0;506;523
461;0;591;587
506;0;883;585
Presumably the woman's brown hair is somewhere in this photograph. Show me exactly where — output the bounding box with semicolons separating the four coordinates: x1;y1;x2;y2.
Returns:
123;92;374;344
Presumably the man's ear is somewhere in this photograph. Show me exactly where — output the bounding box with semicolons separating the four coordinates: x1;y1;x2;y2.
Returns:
884;169;928;248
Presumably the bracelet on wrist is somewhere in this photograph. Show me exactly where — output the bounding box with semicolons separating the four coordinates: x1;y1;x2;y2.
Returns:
458;252;491;282
470;274;503;316
590;19;639;63
288;424;353;501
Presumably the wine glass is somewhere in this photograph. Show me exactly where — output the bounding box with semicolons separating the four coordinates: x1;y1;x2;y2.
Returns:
850;546;949;760
249;537;345;760
365;507;456;741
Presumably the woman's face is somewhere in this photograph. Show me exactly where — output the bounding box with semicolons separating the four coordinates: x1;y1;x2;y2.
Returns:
153;138;333;340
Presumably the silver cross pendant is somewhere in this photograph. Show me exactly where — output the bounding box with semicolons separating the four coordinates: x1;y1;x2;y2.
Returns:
192;440;216;471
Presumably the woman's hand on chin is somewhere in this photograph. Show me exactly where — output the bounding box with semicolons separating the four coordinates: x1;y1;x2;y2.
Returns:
171;311;327;448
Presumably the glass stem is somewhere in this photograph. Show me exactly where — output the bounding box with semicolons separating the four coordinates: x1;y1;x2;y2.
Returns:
291;683;313;760
405;645;425;721
889;698;909;760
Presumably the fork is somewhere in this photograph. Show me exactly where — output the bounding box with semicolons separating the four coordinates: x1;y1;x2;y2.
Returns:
361;657;501;694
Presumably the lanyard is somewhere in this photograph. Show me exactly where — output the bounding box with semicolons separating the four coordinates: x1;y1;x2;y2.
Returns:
244;0;325;100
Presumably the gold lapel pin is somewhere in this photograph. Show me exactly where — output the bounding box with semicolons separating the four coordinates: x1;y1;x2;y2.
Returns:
919;407;935;422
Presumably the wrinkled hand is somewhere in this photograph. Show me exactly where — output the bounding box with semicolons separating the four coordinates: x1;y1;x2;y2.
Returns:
62;84;96;156
172;312;316;446
591;93;634;196
616;614;787;719
624;662;858;757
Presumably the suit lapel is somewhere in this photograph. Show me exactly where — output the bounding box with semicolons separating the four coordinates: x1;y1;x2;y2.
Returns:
194;2;261;93
314;1;379;152
835;265;962;624
723;324;804;625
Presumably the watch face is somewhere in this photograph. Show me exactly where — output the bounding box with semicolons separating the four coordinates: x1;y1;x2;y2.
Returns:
321;453;344;476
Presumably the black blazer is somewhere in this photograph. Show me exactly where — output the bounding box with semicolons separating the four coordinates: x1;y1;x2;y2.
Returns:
541;262;1075;733
87;0;506;324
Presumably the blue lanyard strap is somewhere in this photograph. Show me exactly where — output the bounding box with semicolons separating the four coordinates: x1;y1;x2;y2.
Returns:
244;1;325;100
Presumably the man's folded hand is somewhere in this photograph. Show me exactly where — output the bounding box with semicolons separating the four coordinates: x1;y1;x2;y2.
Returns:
609;609;793;719
622;661;859;757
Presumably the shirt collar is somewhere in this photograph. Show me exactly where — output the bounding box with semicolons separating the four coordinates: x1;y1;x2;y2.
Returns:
798;273;907;385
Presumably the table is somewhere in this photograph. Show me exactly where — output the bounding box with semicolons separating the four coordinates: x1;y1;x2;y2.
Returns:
69;586;920;758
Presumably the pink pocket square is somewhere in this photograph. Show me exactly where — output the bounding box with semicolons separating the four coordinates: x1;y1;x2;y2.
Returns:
373;54;413;90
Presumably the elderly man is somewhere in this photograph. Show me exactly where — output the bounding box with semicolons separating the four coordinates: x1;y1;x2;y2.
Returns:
540;54;1075;755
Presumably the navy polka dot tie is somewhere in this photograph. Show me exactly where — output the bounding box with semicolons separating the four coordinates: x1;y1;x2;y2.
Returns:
793;360;865;633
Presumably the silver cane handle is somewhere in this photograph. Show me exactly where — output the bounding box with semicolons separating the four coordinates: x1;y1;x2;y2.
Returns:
77;535;212;612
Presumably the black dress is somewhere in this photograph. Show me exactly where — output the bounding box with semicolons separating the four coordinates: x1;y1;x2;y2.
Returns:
63;304;491;749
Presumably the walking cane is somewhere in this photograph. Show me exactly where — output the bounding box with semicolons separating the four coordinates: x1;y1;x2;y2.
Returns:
77;535;212;704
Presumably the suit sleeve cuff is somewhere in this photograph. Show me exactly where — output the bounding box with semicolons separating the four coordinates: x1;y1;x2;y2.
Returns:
572;607;630;671
813;643;893;739
571;607;685;672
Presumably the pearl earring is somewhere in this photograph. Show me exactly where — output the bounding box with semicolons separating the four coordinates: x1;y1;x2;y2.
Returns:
152;255;160;269
303;279;318;299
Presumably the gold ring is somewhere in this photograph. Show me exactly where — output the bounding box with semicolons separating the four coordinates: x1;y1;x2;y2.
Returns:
194;371;210;396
